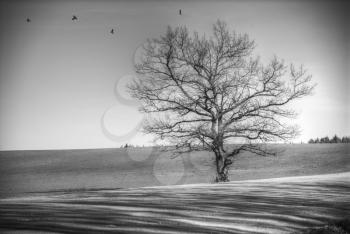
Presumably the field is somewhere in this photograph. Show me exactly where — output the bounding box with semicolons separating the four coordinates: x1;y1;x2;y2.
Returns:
0;144;349;197
0;144;349;233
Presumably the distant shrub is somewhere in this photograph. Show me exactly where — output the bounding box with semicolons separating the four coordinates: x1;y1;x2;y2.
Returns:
342;136;350;143
322;136;330;143
331;135;342;144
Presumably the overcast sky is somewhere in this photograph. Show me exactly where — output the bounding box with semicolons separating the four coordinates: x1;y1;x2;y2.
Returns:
0;0;349;150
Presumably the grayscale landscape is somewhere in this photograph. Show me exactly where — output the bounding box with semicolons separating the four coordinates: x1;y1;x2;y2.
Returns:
0;0;349;233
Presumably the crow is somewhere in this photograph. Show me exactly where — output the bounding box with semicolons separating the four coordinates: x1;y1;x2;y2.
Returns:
110;29;114;34
72;15;78;21
179;9;182;15
26;18;31;23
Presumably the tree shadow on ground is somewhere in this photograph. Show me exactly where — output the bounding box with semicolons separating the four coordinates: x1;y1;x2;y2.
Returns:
0;176;349;234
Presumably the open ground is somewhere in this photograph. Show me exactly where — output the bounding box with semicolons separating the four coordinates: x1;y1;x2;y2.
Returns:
0;144;349;233
0;144;349;196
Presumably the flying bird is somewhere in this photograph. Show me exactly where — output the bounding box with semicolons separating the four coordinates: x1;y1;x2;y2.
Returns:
110;29;115;34
72;15;78;21
26;18;31;22
179;9;182;15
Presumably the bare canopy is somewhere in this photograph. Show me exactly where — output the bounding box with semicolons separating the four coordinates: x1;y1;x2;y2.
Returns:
128;20;315;182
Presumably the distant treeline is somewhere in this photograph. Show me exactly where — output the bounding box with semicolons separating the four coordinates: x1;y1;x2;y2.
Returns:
120;144;151;148
308;135;350;144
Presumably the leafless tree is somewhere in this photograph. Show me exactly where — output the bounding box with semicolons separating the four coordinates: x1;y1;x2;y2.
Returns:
128;20;315;182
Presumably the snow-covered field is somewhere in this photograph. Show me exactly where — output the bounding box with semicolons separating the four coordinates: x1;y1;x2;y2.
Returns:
1;172;349;234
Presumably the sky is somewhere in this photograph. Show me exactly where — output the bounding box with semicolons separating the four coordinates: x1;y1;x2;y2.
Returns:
0;0;349;150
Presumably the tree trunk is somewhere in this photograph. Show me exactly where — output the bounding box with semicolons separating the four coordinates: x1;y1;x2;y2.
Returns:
212;117;230;182
214;149;229;182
